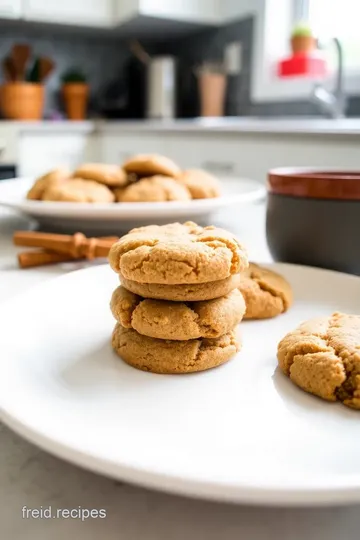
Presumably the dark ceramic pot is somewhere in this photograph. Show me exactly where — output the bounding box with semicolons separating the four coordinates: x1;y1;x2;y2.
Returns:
266;168;360;275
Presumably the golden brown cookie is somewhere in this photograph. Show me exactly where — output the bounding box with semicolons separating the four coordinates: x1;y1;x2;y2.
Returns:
178;169;221;199
111;286;245;340
73;163;127;187
112;323;241;374
122;154;181;178
42;178;115;203
109;222;248;284
277;312;360;410
26;168;70;200
115;175;190;203
239;263;292;319
119;273;241;302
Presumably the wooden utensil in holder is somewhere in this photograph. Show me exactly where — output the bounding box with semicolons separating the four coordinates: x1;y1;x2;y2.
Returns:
0;44;55;120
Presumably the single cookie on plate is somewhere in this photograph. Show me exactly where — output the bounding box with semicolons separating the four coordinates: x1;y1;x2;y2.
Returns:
277;312;360;410
178;169;221;199
26;168;70;200
111;286;245;340
119;272;241;302
112;323;241;374
122;154;181;178
42;178;115;203
73;163;127;187
239;263;292;319
115;175;190;203
109;221;248;284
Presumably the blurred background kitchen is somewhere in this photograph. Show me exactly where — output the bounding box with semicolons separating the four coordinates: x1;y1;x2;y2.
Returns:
0;0;358;182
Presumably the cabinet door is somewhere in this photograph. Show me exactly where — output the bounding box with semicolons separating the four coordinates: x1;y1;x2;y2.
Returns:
114;0;138;23
139;0;219;23
18;133;92;178
0;0;22;18
165;133;238;174
101;133;170;165
23;0;114;26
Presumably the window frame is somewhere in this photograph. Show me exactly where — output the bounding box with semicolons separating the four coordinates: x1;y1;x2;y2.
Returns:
242;0;360;103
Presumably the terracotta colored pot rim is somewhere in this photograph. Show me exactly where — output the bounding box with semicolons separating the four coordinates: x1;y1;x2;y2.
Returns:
268;167;360;201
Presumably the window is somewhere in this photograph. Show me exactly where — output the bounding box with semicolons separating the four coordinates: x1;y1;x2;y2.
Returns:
301;0;360;73
250;0;360;102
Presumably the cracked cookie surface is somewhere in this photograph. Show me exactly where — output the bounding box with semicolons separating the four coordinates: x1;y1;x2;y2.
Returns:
109;221;248;284
122;154;181;178
119;272;241;301
239;263;292;319
277;312;360;409
115;175;190;202
111;286;245;340
112;324;241;374
73;163;127;187
42;178;115;203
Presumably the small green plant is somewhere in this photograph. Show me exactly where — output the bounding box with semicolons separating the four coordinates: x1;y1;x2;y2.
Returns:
291;23;313;38
61;69;87;84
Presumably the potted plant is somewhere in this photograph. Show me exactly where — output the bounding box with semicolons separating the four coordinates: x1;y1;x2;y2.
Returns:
0;45;54;120
61;69;89;121
291;23;316;55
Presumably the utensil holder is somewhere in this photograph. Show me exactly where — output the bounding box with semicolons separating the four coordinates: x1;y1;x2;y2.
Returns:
197;73;226;117
0;82;44;120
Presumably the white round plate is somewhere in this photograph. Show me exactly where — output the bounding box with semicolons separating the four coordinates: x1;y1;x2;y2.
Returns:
1;263;360;506
0;177;265;233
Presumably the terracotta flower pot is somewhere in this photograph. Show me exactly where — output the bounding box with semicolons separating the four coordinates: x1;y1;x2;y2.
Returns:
62;83;89;120
291;35;315;55
0;82;44;120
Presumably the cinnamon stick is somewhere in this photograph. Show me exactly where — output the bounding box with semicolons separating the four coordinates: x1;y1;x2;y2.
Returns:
18;250;73;269
13;231;118;259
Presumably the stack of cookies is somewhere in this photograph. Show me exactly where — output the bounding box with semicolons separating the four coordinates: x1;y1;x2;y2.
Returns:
108;222;248;374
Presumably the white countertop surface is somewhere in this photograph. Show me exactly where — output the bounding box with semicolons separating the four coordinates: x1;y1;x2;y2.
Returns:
2;117;360;136
1;205;360;540
99;117;360;136
0;120;94;134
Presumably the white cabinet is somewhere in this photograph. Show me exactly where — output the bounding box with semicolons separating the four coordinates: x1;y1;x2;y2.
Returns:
0;124;18;165
164;133;239;174
23;0;114;27
0;0;22;18
115;0;219;24
221;0;257;21
18;132;94;178
139;0;219;23
100;130;237;173
115;0;138;23
101;133;170;165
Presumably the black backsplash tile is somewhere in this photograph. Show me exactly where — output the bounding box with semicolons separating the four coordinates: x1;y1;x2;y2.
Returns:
0;24;130;115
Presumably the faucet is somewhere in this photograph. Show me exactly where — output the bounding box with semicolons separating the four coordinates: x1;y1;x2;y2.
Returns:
311;37;347;119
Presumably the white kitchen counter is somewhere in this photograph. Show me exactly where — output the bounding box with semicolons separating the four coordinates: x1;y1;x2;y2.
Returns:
2;117;360;179
2;117;360;137
1;204;360;540
0;120;95;134
99;117;360;136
